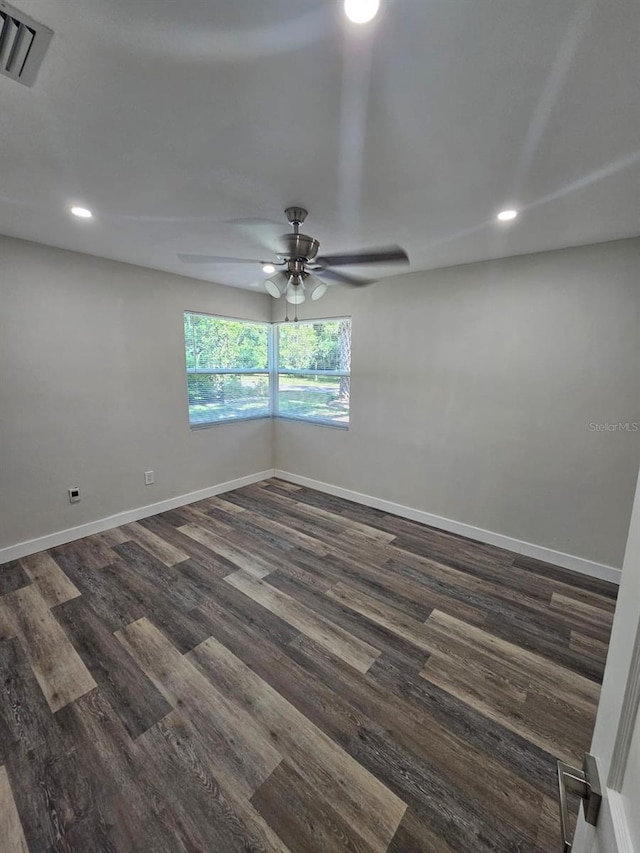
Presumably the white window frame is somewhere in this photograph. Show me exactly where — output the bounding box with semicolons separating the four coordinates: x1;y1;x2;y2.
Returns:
275;317;351;429
183;313;351;430
184;311;271;428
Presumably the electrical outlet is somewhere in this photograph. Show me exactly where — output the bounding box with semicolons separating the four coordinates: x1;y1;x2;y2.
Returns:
144;471;155;485
68;487;80;503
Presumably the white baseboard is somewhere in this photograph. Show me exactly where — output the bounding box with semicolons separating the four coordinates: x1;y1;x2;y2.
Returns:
0;469;276;564
274;470;622;585
2;466;622;586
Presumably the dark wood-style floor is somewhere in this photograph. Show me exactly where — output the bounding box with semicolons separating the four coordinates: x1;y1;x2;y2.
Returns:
0;478;617;852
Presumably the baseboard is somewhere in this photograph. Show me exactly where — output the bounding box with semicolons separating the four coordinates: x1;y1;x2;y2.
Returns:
0;469;276;564
274;470;622;585
2;466;622;586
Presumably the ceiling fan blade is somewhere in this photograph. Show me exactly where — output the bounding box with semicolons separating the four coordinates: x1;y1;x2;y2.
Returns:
315;245;409;267
224;218;288;253
311;267;374;287
177;253;265;265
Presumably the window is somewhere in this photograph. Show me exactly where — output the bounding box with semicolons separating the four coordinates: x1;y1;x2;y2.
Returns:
276;319;351;426
184;313;270;426
183;313;351;428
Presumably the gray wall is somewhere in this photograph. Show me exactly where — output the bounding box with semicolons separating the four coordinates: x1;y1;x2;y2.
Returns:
2;234;638;567
0;236;273;550
273;238;640;567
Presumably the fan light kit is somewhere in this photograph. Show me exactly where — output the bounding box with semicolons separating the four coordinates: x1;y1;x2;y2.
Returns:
344;0;380;24
178;206;408;320
497;209;518;222
70;206;93;219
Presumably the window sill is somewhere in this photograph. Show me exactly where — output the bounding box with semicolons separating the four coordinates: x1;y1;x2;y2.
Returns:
190;414;349;431
274;415;349;430
190;414;271;429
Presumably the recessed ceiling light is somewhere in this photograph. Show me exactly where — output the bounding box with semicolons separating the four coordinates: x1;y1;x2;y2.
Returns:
262;263;276;274
497;209;518;222
344;0;380;24
70;206;93;219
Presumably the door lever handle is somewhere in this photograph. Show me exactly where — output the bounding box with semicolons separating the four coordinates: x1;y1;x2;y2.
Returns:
557;754;602;851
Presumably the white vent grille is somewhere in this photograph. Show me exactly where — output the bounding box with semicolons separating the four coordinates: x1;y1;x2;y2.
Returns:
0;2;52;87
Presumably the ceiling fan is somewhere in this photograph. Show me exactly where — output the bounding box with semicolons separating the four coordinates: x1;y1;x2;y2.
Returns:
177;206;409;305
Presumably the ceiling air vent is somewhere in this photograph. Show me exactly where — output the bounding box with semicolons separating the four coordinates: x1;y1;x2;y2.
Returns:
0;1;52;87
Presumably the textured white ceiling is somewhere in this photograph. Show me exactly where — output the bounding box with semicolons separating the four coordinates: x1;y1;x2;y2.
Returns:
1;0;639;291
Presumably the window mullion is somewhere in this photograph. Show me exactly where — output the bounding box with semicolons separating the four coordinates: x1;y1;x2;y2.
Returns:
269;323;278;418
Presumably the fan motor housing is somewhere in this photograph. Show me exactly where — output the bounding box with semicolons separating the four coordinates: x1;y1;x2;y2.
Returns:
278;232;320;262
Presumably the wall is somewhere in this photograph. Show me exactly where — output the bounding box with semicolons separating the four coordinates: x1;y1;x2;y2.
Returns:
0;236;273;553
273;238;640;569
2;234;638;569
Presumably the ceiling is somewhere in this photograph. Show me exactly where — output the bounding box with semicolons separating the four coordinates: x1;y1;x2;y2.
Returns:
1;0;639;291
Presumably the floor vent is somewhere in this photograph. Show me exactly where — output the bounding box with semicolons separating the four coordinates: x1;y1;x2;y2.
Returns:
0;1;52;87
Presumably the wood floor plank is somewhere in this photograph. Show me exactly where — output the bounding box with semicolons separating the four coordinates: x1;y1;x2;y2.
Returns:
513;553;618;599
425;610;600;707
0;638;96;850
0;479;615;852
263;478;302;491
368;653;562;799
54;688;183;853
187;633;407;853
421;655;588;764
243;482;397;543
103;551;212;653
480;609;605;682
418;657;597;754
138;711;294;852
137;514;240;577
228;488;490;626
0;562;30;597
120;521;189;566
288;634;545;842
326;580;447;655
50;537;116;571
551;591;615;634
202;494;248;515
254;495;588;637
387;808;458;853
0;764;29;853
19;551;81;607
54;596;172;738
266;570;431;671
347;723;535;852
208;495;331;557
195;575;301;649
384;546;612;648
1;585;96;712
391;530;613;620
194;593;361;747
225;569;381;673
113;540;207;610
92;526;131;547
116;617;282;798
0;602;13;641
251;759;376;853
178;522;274;578
222;489;351;553
570;630;609;666
272;544;434;621
535;793;578;852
